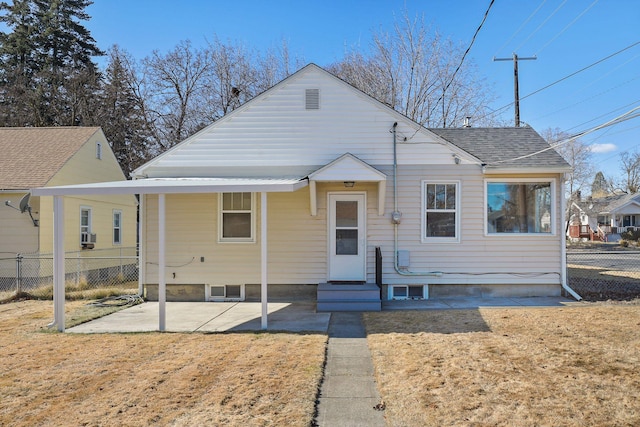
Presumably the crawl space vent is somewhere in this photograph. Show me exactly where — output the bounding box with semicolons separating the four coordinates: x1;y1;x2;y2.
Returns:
305;88;319;110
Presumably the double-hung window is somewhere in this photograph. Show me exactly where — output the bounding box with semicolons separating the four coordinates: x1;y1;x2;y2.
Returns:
113;210;122;245
486;179;554;234
219;192;255;242
423;181;459;242
80;207;92;245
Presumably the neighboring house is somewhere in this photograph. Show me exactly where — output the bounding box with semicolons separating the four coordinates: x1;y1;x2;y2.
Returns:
34;64;575;329
0;127;137;255
568;192;640;241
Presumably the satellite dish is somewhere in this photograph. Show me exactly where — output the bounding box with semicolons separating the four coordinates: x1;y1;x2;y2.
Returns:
19;193;30;213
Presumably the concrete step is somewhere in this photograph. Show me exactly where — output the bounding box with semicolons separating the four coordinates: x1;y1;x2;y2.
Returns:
317;283;382;312
317;299;381;312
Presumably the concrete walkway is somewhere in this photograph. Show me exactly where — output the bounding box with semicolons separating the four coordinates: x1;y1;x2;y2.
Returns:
315;312;385;427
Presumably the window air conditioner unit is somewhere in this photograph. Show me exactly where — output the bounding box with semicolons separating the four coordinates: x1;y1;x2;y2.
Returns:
81;232;97;248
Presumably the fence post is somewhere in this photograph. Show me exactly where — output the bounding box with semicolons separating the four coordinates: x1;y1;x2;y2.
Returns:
15;254;22;294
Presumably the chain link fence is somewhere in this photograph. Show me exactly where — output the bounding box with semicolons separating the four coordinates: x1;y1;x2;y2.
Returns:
0;247;138;301
567;251;640;301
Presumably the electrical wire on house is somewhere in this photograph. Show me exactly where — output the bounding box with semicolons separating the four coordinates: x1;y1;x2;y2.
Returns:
146;257;195;268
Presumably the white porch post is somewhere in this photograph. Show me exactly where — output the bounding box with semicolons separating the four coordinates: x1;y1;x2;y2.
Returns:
261;192;268;330
158;193;166;331
52;196;65;332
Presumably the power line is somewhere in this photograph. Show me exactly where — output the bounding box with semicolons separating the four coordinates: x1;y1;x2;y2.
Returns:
488;106;640;165
520;40;640;102
493;0;547;57
480;40;640;122
438;0;495;101
514;0;568;52
534;0;599;56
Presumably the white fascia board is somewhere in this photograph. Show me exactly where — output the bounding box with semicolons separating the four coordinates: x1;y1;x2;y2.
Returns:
483;166;573;174
31;178;309;197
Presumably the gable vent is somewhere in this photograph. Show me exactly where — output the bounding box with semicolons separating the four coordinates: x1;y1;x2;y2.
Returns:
305;88;319;110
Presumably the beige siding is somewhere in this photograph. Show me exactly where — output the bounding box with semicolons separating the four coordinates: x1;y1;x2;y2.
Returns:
142;167;563;289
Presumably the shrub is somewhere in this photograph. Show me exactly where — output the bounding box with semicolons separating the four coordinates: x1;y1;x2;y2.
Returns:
620;228;640;242
620;239;629;247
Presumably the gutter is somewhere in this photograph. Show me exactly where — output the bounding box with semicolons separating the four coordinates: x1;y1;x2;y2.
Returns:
391;122;442;278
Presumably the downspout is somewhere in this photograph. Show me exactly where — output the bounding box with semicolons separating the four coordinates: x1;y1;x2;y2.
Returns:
560;174;582;300
391;122;443;278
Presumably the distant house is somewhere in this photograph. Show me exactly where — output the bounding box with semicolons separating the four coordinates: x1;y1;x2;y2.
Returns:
569;192;640;241
34;64;576;331
0;127;137;255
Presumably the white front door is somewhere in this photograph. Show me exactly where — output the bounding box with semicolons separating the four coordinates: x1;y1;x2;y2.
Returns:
328;193;366;281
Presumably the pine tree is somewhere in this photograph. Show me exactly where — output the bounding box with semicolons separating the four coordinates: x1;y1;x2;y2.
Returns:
0;0;103;126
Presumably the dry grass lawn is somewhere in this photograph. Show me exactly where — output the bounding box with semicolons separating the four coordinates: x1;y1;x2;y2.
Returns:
0;300;326;426
364;303;640;426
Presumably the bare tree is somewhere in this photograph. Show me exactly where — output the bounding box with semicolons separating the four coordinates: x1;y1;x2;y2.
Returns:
328;12;496;128
542;127;594;198
617;150;640;194
143;40;212;149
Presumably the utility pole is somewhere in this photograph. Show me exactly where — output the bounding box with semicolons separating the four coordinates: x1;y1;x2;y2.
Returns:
494;53;536;127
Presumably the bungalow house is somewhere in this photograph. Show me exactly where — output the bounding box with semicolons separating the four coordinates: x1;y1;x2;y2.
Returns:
33;64;576;331
568;192;640;241
0;127;137;276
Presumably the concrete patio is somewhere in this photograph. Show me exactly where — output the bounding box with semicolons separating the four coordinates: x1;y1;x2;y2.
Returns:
66;296;580;334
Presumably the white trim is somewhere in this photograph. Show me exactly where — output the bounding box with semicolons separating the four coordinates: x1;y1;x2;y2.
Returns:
207;284;245;301
112;209;122;245
158;194;166;331
327;191;367;281
484;178;557;237
261;192;268;330
388;284;428;300
31;177;309;197
80;206;92;247
218;192;256;243
421;180;461;244
53;196;65;331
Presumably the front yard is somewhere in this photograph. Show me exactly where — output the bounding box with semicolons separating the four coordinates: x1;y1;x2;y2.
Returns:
0;300;326;426
364;303;640;426
1;299;639;426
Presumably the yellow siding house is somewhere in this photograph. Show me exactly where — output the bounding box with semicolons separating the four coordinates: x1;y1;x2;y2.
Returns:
0;127;137;255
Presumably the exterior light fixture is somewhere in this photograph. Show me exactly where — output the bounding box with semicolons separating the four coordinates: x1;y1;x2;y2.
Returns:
344;181;355;188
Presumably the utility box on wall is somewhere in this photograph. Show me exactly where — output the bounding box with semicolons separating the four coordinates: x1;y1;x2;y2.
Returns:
397;250;410;269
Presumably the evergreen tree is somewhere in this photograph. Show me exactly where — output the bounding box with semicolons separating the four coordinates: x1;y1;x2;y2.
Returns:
591;171;609;197
0;0;103;126
98;46;152;176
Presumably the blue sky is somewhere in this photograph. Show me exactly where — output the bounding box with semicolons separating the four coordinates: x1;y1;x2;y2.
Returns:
85;0;640;183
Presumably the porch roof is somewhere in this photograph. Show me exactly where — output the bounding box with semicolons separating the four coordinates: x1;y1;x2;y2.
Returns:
31;177;309;196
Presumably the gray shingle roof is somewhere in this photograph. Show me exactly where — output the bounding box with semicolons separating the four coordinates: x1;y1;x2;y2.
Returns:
428;127;571;171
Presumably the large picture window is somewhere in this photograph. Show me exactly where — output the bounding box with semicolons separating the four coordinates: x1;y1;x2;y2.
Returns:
423;181;459;242
486;180;553;234
219;192;255;242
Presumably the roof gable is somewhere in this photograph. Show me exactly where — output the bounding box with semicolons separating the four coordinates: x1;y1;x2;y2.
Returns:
0;127;100;189
309;153;386;182
134;64;568;178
